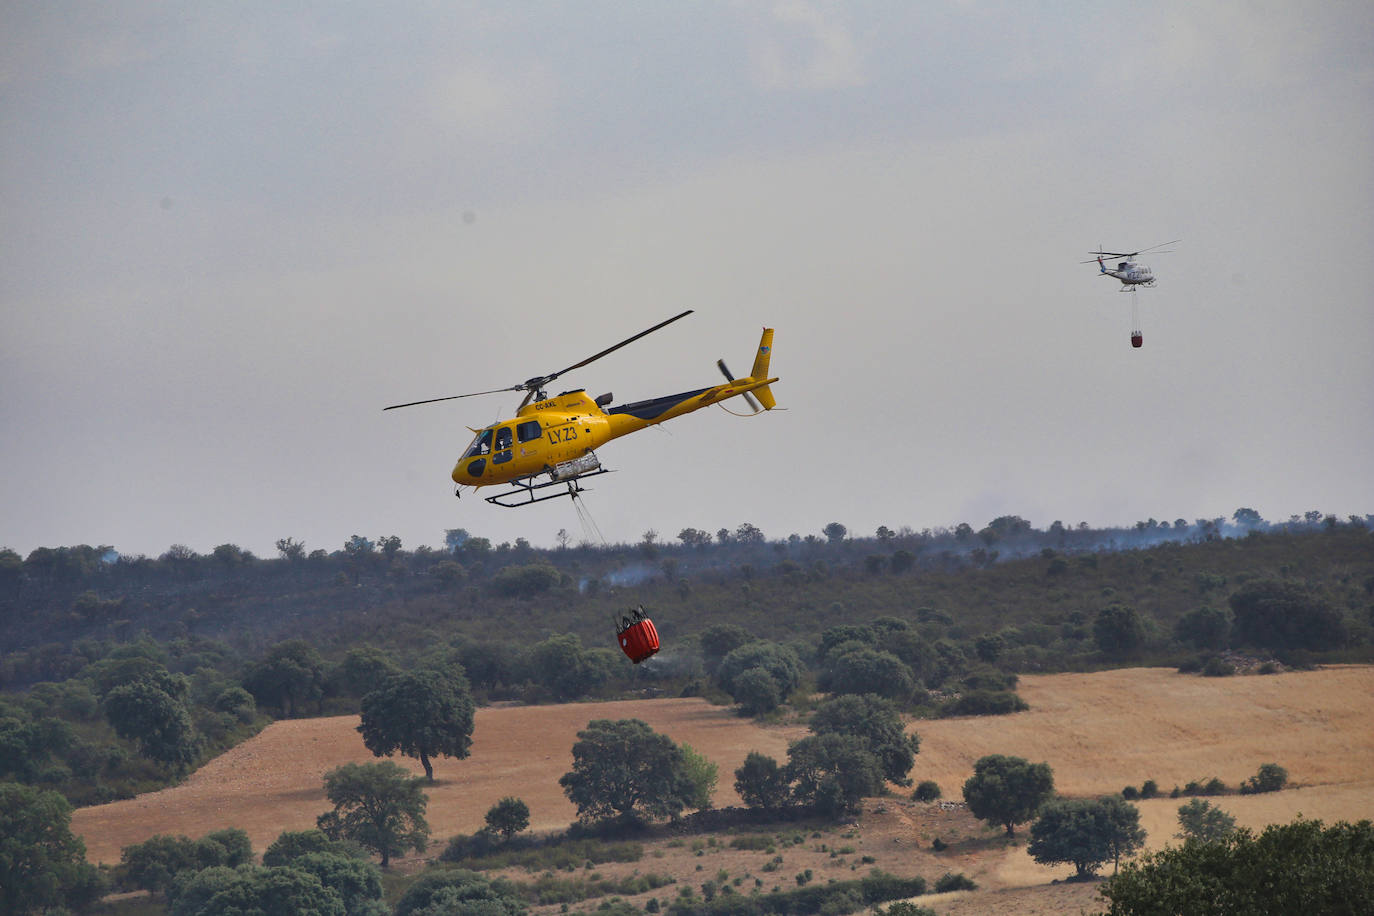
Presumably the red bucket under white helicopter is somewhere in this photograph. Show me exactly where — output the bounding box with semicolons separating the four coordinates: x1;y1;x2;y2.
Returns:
1082;240;1179;349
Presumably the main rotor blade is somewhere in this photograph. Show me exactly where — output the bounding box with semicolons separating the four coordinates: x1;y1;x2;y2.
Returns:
542;309;694;385
384;386;520;411
1087;239;1181;259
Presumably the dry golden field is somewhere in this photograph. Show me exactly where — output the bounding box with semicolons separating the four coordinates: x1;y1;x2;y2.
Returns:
72;666;1374;915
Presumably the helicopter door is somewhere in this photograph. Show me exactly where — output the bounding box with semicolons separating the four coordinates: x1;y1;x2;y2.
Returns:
492;425;514;465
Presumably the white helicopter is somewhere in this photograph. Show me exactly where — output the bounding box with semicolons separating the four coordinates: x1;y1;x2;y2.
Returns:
1082;240;1179;288
1082;240;1179;348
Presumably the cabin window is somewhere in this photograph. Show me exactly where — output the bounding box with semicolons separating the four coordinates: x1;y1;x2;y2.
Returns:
494;426;513;451
517;420;542;443
462;429;493;458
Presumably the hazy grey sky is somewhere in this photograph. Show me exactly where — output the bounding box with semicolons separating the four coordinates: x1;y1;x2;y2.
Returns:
3;1;1372;559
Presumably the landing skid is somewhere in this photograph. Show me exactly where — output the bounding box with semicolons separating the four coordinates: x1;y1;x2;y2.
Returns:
482;468;614;508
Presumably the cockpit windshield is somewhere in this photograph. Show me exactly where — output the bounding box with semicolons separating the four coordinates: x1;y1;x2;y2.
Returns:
462;428;494;459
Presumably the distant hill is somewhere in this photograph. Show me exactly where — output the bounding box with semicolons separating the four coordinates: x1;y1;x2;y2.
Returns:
4;515;1371;670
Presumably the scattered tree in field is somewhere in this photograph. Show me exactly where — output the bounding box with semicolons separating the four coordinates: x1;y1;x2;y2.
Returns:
484;797;530;841
1176;798;1237;842
808;693;919;785
913;780;942;801
735;751;790;810
0;782;103;914
1028;796;1145;878
317;761;429;868
785;733;885;816
1100;818;1374;914
963;754;1055;837
559;718;694;825
358;669;475;781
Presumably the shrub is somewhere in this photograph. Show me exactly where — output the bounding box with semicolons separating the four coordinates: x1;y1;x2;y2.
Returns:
933;872;977;892
1201;656;1236;677
1176;798;1237;843
913;780;941;802
1242;763;1288;794
1102;818;1374;913
938;690;1028;717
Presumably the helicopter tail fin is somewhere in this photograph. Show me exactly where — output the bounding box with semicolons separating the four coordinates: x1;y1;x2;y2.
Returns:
749;328;777;410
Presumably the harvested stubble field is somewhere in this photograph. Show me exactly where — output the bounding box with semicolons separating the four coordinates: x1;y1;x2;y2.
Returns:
73;666;1374;915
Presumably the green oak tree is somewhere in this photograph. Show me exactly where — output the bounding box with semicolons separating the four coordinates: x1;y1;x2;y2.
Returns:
103;679;199;770
358;669;475;782
785;733;885;816
484;797;530;841
962;754;1055;837
1101;818;1374;914
558;718;694;825
1229;580;1347;653
317;761;429;868
808;693;920;785
1027;796;1145;878
1175;798;1237;843
734;751;789;810
0;782;103;914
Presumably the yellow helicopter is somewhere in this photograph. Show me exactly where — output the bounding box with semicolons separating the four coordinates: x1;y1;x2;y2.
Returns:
385;310;778;506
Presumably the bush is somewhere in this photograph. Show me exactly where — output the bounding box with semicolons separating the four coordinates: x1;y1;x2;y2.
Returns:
913;780;941;802
441;834;643;871
1183;777;1228;796
933;872;977;892
1201;656;1236;677
1242;763;1288;794
1176;798;1237;843
879;905;937;916
1102;817;1374;913
937;690;1028;717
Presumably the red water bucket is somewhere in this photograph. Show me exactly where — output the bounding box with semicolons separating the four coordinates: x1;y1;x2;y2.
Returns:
616;612;660;664
1131;332;1143;348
